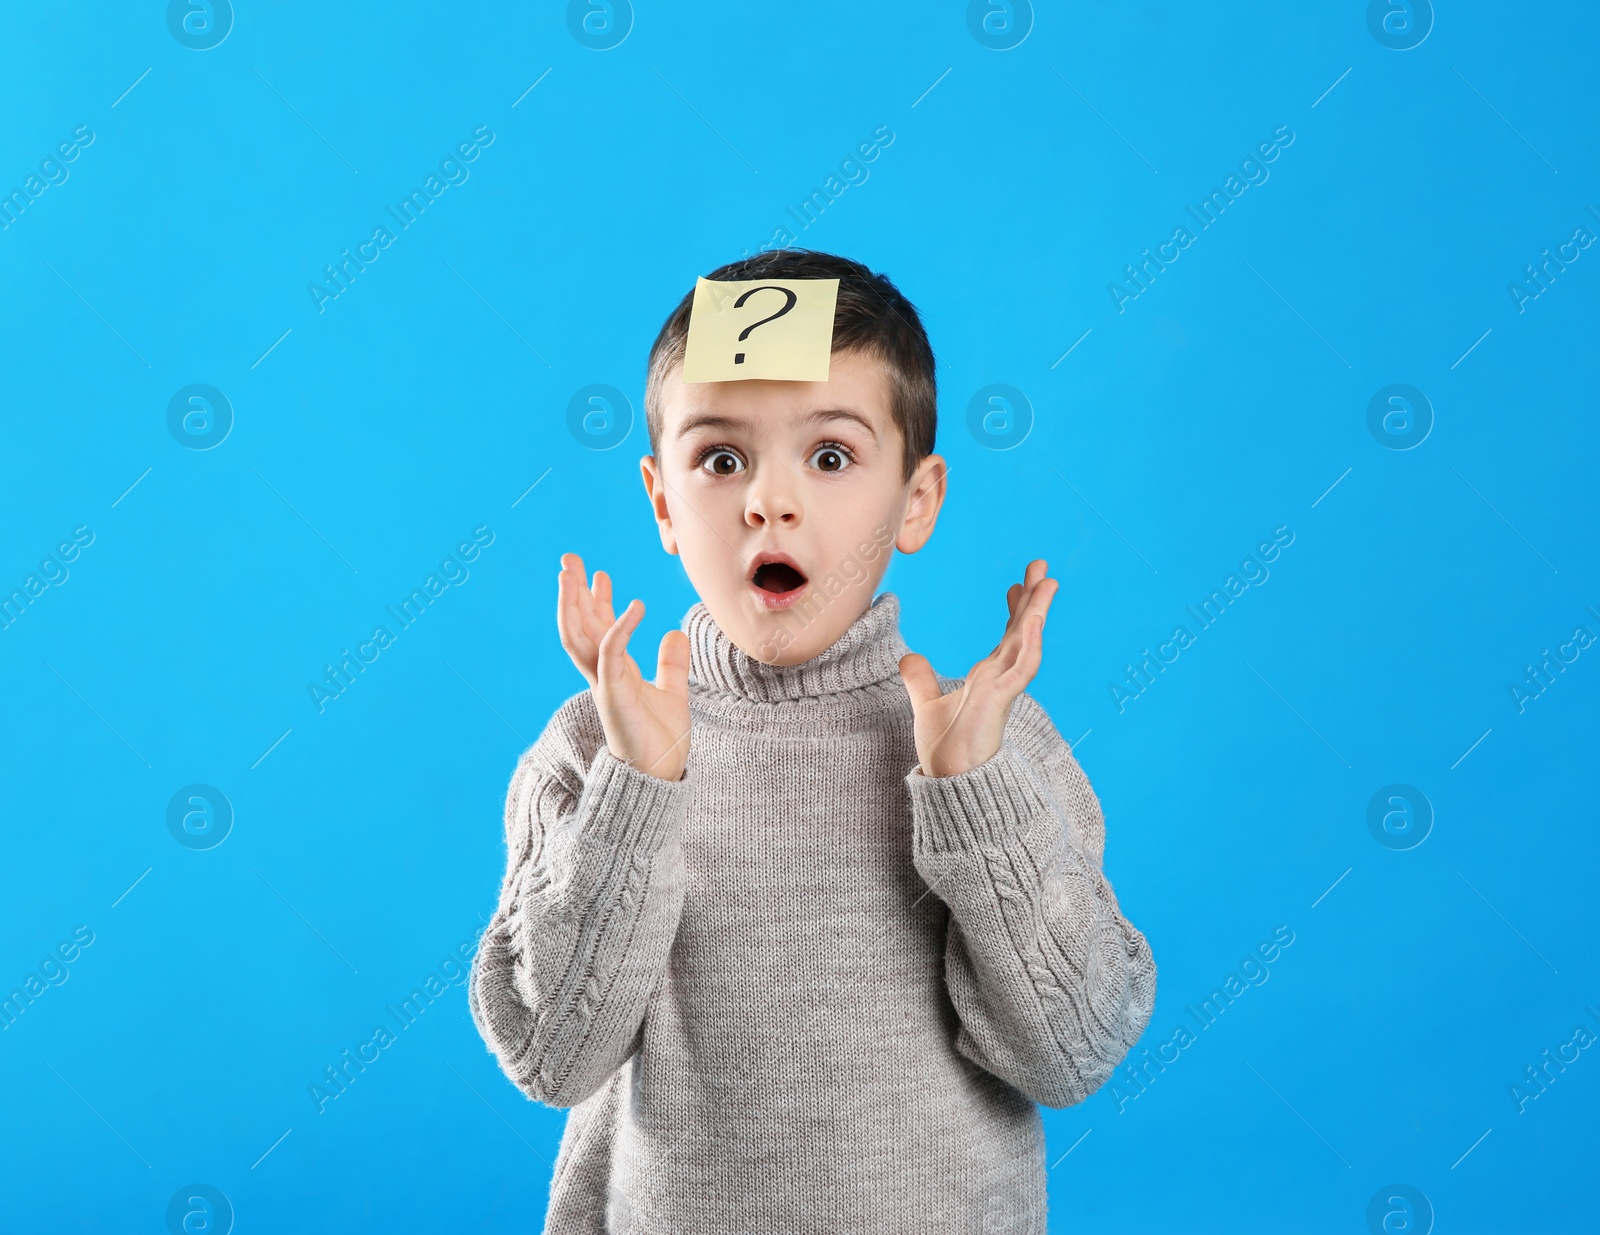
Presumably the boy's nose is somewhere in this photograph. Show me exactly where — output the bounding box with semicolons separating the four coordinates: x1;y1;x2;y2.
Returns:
744;473;801;527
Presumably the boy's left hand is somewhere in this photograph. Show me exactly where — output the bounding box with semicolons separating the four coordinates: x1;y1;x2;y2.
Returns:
898;560;1058;778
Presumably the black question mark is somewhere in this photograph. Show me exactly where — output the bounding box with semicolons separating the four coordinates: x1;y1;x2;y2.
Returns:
732;285;798;364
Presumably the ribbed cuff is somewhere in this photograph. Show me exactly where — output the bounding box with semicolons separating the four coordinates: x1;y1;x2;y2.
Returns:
905;739;1053;854
571;743;690;854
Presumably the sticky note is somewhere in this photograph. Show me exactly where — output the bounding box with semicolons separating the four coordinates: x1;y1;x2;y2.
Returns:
681;277;840;382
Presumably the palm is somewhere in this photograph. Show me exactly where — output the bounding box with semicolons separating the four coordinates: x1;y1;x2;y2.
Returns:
899;560;1058;779
558;553;691;782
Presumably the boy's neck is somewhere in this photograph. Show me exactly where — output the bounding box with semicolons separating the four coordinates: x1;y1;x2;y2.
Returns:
683;591;908;704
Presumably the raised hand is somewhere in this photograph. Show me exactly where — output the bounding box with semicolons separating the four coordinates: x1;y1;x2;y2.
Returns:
898;559;1059;779
557;552;691;782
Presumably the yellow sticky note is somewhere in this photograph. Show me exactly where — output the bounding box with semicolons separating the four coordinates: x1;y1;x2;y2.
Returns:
681;277;840;382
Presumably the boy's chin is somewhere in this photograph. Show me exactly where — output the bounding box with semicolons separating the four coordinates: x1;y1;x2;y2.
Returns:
725;598;871;668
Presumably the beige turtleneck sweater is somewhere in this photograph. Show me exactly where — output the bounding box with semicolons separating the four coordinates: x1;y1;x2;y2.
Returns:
468;591;1156;1233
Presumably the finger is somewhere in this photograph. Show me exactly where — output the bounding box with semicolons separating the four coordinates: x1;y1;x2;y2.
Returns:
998;610;1047;688
592;569;616;628
897;651;943;709
1001;561;1046;636
998;579;1057;675
1013;561;1052;622
557;556;599;683
656;629;690;698
597;598;644;686
570;556;602;635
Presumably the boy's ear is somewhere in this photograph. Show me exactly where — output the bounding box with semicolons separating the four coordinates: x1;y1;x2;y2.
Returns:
639;455;679;556
896;453;947;555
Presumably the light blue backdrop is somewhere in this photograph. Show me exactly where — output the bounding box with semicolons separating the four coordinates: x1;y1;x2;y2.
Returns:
2;2;1595;1232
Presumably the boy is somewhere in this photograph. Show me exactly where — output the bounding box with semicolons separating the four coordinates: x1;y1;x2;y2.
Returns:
469;250;1156;1233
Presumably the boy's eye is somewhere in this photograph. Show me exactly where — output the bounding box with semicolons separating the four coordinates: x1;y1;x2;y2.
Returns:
809;443;853;473
699;448;745;476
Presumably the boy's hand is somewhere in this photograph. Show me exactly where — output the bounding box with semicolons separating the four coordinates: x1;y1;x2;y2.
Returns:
557;553;691;782
898;560;1059;779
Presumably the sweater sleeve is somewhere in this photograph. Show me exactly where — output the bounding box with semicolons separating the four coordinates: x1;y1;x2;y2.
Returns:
468;691;691;1109
904;688;1156;1109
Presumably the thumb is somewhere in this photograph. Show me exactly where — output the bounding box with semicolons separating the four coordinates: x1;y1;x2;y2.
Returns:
898;651;942;709
655;629;690;698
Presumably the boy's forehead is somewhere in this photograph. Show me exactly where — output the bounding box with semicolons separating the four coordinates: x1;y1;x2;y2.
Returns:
662;348;893;436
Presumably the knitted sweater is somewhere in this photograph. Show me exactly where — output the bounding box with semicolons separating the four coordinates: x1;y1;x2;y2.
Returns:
468;591;1156;1234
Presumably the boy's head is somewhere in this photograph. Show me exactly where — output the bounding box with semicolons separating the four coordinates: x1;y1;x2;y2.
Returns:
640;250;947;667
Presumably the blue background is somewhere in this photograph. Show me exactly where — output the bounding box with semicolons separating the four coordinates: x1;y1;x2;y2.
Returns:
2;2;1596;1231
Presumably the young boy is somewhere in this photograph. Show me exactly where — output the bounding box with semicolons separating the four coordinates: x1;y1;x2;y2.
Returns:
469;250;1156;1233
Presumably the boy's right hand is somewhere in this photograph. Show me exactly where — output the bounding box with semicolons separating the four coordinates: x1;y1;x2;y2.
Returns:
557;553;691;782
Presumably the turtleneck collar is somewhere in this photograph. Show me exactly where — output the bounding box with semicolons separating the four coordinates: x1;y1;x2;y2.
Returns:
681;591;910;705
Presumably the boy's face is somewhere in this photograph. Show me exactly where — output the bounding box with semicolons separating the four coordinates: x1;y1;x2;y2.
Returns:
641;348;946;666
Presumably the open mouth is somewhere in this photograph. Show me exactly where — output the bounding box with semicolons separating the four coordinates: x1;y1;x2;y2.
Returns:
749;555;809;608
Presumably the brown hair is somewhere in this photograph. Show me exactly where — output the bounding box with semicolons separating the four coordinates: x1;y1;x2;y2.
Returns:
643;250;937;483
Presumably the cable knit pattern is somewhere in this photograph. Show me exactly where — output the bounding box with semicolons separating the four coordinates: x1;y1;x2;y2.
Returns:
468;592;1157;1234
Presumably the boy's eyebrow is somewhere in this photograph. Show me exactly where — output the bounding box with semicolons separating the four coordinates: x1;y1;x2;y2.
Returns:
675;408;879;441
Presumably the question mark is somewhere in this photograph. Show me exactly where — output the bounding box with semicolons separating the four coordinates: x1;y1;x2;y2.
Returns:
732;285;798;364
